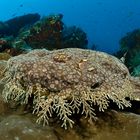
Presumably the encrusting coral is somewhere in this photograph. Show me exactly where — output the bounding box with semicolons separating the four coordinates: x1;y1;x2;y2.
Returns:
1;48;139;129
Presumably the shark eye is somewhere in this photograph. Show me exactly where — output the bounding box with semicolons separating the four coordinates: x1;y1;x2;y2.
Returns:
91;82;102;89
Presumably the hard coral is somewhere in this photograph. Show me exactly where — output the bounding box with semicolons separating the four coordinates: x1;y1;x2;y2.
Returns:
1;48;139;129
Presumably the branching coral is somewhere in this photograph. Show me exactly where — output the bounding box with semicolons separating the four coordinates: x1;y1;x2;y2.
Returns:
1;48;139;129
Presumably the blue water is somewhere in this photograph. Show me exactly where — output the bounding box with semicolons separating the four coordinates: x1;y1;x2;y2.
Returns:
0;0;140;53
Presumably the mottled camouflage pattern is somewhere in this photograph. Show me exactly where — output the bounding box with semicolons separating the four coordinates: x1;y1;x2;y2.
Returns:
1;48;139;129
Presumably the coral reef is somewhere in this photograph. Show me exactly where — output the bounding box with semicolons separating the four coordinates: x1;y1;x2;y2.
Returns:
0;111;140;140
0;14;89;56
1;48;138;129
0;37;28;56
23;14;88;50
0;39;7;45
0;13;40;37
116;29;140;74
62;26;88;49
24;14;64;50
0;38;10;52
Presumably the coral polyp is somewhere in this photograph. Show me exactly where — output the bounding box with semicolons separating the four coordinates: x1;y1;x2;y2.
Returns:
1;48;138;129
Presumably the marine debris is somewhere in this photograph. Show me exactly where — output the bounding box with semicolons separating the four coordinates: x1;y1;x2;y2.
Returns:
1;48;139;129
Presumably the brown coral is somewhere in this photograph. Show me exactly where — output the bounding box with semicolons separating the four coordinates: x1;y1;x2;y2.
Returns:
1;48;139;129
24;14;64;50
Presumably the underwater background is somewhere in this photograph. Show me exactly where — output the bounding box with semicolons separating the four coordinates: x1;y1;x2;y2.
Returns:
0;0;140;53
